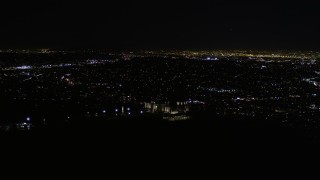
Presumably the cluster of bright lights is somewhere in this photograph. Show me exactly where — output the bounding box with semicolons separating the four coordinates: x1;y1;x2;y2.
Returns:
15;66;33;70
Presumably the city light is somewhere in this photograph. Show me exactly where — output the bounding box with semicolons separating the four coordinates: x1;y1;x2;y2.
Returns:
1;49;320;139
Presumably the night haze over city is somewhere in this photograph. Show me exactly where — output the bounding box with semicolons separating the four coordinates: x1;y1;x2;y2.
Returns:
1;1;320;179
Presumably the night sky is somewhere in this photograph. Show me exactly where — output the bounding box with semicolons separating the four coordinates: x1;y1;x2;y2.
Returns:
1;1;320;50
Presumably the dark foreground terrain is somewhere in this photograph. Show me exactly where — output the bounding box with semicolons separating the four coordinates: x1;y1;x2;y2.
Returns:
1;115;319;179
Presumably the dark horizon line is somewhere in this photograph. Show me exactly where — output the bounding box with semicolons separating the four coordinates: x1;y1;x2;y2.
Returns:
0;47;320;53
